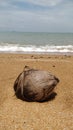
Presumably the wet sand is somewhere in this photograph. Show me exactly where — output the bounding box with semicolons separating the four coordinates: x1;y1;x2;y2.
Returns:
0;54;73;130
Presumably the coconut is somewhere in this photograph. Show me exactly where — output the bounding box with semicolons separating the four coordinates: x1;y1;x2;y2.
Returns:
14;66;59;102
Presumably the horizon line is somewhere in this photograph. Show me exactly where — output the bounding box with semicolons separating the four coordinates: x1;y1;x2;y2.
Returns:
0;31;73;33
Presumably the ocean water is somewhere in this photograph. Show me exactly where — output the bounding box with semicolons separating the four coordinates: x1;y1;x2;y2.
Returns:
0;32;73;54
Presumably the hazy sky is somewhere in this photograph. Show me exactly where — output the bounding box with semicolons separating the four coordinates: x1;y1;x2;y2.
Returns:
0;0;73;32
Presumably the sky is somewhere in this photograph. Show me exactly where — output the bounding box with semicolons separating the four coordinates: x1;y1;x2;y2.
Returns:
0;0;73;32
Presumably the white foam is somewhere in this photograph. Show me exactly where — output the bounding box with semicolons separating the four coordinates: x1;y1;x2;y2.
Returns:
0;43;73;53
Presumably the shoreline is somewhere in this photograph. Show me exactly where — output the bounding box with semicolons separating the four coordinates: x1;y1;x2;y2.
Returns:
0;52;73;55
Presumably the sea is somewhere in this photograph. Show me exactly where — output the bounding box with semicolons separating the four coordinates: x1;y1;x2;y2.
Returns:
0;32;73;54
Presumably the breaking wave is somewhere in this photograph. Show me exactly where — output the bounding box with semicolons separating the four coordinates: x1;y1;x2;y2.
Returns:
0;43;73;54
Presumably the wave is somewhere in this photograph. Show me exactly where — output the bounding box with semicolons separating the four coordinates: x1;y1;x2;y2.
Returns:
0;43;73;53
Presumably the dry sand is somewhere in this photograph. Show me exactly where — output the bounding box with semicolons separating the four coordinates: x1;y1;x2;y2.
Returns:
0;54;73;130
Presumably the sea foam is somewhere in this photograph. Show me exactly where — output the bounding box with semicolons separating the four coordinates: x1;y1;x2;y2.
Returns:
0;43;73;53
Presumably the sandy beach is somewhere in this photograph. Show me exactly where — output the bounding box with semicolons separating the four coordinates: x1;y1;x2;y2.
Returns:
0;53;73;130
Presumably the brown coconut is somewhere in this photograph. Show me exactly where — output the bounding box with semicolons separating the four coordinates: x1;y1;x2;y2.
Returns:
14;66;59;102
